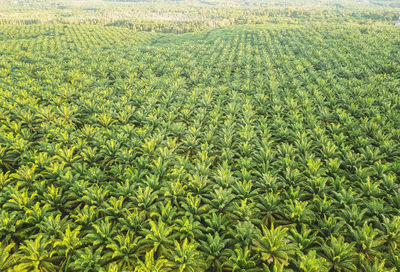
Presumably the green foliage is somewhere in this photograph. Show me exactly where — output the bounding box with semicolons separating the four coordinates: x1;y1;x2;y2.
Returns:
252;224;296;267
0;11;399;271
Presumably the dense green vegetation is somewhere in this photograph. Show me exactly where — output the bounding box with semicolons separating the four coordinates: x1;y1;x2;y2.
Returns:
0;0;399;32
0;0;400;271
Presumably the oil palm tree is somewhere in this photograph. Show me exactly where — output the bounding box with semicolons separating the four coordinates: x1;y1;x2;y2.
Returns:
70;247;103;272
167;238;206;272
252;224;296;267
140;219;177;257
200;232;231;271
105;231;141;269
319;236;357;272
17;235;57;272
0;241;18;271
295;250;328;272
134;249;170;272
223;246;259;272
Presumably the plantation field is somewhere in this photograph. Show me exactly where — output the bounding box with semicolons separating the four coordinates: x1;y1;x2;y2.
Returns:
0;20;400;271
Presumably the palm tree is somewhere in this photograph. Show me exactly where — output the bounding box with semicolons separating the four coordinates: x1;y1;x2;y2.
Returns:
232;179;258;200
131;186;159;212
53;225;81;269
11;164;38;188
38;213;68;240
84;217;116;248
204;187;235;214
0;147;15;172
289;225;317;252
0;241;18;271
43;184;67;210
377;216;400;253
167;239;206;272
204;213;230;236
140;219;177;257
348;223;385;263
71;204;98;227
134;249;170;272
0;171;12;190
187;174;211;196
105;231;141;269
70;247;103;272
157;200;177;225
81;185;109;208
119;208;148;233
252;224;296;267
295;250;328;272
340;204;368;228
200;231;232;271
359;258;395;272
53;146;81;167
316;216;345;237
285;199;313;225
319;236;357;272
223;246;259;272
0;211;17;242
3;187;37;212
230;221;257;247
175;215;203;241
17;235;57;272
255;192;283;226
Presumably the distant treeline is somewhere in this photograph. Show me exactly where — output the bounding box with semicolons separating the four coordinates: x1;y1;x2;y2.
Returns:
0;6;398;33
